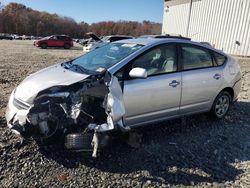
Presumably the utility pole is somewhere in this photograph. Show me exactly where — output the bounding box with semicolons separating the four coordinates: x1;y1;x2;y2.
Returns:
186;0;193;37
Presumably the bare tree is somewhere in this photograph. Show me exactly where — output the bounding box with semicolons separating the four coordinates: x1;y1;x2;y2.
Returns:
0;2;162;37
0;1;4;10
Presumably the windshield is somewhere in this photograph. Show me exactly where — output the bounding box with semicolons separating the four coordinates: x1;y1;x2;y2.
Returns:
69;43;143;73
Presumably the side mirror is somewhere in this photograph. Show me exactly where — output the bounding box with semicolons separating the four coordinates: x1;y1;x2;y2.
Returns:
129;67;147;79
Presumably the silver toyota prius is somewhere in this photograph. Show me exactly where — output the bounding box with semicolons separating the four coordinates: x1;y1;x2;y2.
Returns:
5;37;241;155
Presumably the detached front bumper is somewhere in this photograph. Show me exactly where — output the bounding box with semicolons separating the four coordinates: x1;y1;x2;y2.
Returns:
5;91;30;134
233;78;242;101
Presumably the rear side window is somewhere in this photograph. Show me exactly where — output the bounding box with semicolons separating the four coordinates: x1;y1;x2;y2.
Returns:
181;45;213;70
57;36;66;40
213;52;226;66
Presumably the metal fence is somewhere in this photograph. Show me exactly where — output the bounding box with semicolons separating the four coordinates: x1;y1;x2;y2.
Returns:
162;0;250;56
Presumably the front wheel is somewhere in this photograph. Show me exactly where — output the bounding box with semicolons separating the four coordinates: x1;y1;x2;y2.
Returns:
210;91;232;119
40;43;47;49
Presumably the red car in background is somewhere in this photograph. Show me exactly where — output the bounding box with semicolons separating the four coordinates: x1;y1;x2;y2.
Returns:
34;35;73;49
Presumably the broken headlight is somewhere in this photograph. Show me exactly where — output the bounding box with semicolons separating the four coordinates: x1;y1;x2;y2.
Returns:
47;92;70;98
34;91;70;104
13;97;31;110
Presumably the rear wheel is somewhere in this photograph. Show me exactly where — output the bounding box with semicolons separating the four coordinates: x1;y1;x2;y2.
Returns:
41;43;47;49
64;43;70;49
210;91;232;119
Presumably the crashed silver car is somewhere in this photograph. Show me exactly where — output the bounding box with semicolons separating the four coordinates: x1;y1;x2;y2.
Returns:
6;38;241;156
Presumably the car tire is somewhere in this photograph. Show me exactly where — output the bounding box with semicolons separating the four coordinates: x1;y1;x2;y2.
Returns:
41;43;47;49
64;133;109;150
210;91;232;119
64;43;70;49
65;133;93;150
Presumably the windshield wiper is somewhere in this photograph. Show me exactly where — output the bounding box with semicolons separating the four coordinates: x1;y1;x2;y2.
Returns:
62;61;73;69
70;64;89;73
62;61;101;75
61;61;87;73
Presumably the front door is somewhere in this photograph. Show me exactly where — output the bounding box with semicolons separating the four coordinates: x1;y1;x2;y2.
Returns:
120;44;182;127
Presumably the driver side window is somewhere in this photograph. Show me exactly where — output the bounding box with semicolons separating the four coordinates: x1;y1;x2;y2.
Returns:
131;44;177;76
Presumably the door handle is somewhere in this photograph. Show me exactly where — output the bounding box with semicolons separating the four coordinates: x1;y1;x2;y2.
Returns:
169;80;180;87
213;74;221;80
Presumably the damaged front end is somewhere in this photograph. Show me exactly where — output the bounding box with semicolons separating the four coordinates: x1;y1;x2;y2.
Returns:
6;72;128;157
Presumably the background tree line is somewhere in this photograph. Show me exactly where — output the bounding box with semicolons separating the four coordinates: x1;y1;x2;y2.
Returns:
0;2;162;38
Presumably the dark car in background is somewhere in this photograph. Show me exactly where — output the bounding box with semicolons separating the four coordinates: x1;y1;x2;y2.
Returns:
33;35;73;49
22;35;31;40
12;35;23;40
0;33;13;40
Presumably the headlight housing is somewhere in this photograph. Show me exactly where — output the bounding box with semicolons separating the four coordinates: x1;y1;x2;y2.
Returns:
13;97;31;110
47;92;70;98
34;91;70;104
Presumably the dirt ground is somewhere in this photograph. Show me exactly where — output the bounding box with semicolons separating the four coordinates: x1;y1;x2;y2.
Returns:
0;40;250;187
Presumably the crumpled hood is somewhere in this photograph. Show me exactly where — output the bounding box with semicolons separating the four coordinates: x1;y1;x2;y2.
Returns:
14;64;90;103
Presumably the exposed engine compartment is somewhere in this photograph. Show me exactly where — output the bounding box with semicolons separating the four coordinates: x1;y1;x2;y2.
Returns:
9;71;127;157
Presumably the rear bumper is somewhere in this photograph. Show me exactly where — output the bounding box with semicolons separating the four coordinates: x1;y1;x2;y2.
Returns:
233;78;242;101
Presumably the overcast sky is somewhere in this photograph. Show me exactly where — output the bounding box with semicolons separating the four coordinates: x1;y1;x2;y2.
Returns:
1;0;164;24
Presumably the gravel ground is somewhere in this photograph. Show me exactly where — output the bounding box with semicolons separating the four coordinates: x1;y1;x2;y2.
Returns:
0;40;250;188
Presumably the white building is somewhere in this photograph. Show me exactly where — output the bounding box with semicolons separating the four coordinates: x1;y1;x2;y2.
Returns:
162;0;250;56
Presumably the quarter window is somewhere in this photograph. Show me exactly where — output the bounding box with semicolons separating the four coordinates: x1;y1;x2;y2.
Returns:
57;36;66;40
213;52;226;66
181;45;213;70
131;44;177;76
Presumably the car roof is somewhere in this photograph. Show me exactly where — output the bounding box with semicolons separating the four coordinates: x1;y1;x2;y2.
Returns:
114;38;163;45
105;35;133;38
114;38;227;55
114;38;194;45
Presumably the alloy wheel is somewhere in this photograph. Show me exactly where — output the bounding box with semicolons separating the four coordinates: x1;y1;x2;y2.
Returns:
215;95;230;118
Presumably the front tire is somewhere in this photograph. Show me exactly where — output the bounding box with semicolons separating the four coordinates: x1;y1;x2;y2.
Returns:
210;91;232;119
40;43;47;49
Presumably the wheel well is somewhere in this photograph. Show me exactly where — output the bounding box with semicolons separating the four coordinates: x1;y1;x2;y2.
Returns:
220;87;234;99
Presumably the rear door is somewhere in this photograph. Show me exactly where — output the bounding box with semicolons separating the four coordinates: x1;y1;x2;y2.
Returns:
180;44;223;115
117;44;182;127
